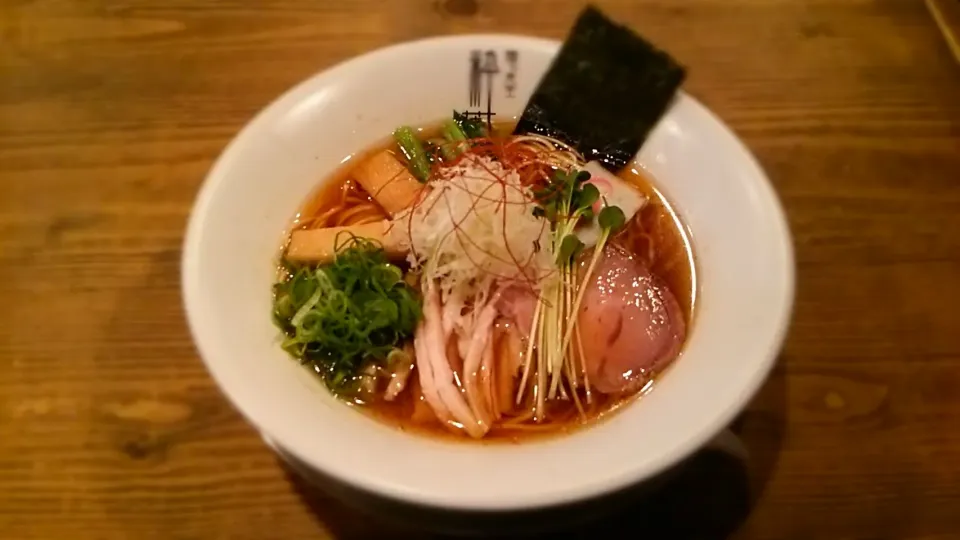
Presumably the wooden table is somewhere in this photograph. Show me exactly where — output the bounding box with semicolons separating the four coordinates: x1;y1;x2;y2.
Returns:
2;1;959;538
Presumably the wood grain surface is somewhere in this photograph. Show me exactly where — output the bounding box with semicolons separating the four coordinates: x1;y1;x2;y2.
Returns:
2;1;960;538
927;0;960;62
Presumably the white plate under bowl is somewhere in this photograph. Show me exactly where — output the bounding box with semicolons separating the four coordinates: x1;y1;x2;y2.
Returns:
182;35;794;512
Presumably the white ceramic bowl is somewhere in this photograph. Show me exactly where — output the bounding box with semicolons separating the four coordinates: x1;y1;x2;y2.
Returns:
183;35;794;512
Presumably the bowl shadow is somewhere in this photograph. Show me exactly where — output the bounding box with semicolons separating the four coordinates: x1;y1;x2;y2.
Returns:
278;363;787;539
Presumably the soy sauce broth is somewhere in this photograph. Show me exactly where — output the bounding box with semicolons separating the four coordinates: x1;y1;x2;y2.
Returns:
287;122;697;443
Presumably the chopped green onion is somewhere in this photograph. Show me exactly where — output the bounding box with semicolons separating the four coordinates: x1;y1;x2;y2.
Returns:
272;238;421;394
393;126;431;182
440;119;468;160
442;119;467;142
453;110;486;138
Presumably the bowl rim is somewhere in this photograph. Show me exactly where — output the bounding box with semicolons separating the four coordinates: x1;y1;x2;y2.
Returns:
182;33;795;511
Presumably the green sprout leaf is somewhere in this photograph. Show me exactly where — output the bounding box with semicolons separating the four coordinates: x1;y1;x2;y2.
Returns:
453;110;486;138
598;205;626;232
557;234;585;264
578;183;600;210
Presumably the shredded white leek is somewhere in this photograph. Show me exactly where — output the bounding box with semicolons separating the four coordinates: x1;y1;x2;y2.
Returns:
393;156;552;302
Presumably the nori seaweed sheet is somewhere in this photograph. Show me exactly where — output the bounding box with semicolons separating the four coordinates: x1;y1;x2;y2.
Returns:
514;6;686;170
